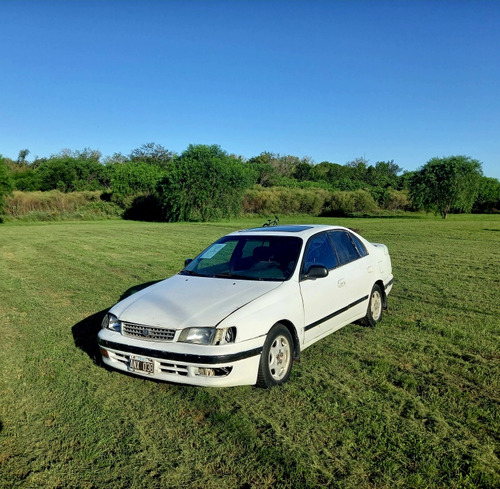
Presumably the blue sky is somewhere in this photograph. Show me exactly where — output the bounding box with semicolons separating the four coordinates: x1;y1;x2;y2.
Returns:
1;0;499;179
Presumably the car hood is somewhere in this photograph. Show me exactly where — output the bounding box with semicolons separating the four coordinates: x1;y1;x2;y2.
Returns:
110;274;283;329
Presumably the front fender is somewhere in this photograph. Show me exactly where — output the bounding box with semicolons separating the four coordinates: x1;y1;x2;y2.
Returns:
217;280;304;346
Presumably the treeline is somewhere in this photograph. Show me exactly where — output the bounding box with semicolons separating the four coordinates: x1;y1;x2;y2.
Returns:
1;143;499;222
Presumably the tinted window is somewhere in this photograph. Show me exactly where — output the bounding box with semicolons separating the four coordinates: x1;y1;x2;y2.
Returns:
328;231;360;265
196;240;238;271
182;236;302;281
349;232;368;257
303;233;338;271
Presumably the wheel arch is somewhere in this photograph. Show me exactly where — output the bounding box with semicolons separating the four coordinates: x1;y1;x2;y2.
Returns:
374;279;387;309
274;319;301;360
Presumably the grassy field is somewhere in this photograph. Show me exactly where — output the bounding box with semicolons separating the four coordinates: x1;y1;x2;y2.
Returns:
0;215;499;488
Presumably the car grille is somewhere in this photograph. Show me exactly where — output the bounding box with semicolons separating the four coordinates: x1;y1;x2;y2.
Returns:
122;322;176;342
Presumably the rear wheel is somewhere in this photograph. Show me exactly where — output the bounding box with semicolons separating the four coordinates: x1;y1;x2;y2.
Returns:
361;284;383;327
256;324;293;388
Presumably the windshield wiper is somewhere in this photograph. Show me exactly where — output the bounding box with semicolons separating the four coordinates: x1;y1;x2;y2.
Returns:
214;272;259;281
179;270;203;277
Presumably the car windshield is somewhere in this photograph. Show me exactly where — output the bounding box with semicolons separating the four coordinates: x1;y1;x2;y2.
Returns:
180;235;303;281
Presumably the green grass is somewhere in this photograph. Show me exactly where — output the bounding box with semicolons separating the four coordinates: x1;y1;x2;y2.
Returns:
1;216;499;488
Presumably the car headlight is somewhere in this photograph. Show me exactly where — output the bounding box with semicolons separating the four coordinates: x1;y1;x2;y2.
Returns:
178;327;236;345
101;313;122;333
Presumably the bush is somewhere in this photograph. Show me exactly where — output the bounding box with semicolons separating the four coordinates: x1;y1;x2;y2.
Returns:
472;176;500;213
383;189;411;210
0;156;13;220
11;168;40;191
242;186;331;215
107;162;166;207
35;158;107;192
3;190;121;221
156;144;255;222
76;201;123;219
324;190;378;216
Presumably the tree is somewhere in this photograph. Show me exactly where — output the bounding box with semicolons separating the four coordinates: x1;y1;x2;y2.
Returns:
156;144;255;222
11;168;40;191
409;156;482;219
293;162;313;181
17;149;30;165
0;155;13;220
472;176;500;213
247;153;279;187
247;152;304;179
129;142;175;167
102;152;128;165
35;157;106;192
107;161;165;206
55;148;102;162
365;160;403;188
345;157;368;182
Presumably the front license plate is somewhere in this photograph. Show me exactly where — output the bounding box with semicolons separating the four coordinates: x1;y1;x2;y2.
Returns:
130;356;154;375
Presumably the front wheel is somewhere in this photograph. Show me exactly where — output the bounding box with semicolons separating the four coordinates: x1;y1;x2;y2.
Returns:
360;284;383;327
256;324;293;388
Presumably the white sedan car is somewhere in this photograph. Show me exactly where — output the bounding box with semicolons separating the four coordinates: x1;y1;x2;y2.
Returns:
98;225;393;388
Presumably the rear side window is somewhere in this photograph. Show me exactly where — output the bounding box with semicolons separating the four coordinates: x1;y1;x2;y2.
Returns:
349;232;368;257
328;231;361;266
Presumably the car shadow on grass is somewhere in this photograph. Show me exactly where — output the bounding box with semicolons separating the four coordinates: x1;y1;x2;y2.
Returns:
72;309;109;364
71;281;162;365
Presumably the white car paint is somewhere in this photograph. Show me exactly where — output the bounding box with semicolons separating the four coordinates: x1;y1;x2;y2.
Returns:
98;224;393;387
111;275;283;330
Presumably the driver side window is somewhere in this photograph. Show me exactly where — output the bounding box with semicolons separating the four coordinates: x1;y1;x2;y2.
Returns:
303;233;338;272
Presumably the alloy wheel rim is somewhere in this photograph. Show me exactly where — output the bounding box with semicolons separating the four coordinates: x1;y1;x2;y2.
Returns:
371;290;382;321
268;335;291;380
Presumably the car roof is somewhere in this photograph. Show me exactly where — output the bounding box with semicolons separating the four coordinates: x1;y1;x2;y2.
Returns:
229;224;350;239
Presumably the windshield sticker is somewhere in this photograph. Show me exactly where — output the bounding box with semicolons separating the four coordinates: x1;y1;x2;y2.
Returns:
201;243;226;259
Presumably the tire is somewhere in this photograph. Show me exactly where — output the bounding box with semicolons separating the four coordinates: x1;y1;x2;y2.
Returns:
256;324;293;388
360;284;383;327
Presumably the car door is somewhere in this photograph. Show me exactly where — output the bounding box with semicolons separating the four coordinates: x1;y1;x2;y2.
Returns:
300;231;371;346
327;230;372;321
299;232;350;345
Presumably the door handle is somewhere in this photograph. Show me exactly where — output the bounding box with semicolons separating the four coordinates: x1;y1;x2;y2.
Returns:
338;279;346;288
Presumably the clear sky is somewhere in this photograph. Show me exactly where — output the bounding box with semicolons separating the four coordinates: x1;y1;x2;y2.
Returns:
1;0;499;179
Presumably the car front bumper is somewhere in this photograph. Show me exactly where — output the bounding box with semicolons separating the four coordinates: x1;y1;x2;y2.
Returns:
97;329;264;387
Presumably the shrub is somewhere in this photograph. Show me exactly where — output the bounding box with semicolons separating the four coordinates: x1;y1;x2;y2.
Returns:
156;144;255;222
107;162;166;207
324;190;378;216
242;186;331;215
383;189;411;210
11;168;40;191
0;156;13;220
472;176;500;213
35;157;107;192
76;201;123;219
3;190;120;220
369;187;391;207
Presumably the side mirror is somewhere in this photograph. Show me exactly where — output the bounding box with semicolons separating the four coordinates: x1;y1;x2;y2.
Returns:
184;258;193;267
305;265;329;280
